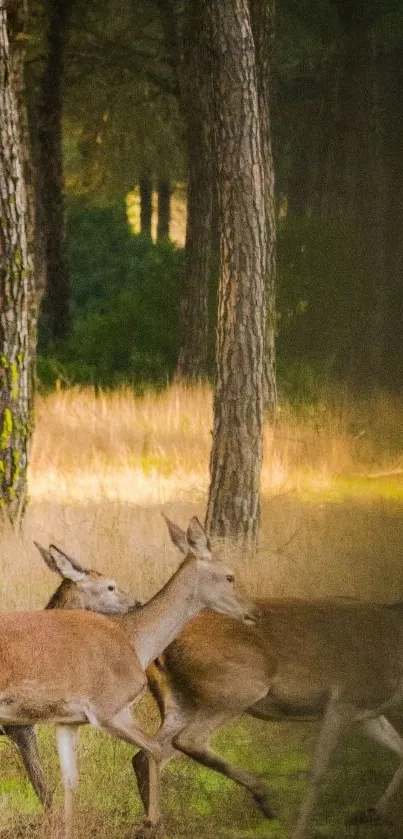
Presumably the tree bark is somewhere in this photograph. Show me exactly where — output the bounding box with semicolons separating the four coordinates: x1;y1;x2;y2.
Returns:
250;0;277;413
175;0;213;380
38;0;73;346
205;0;266;546
8;0;45;396
157;177;171;241
0;3;32;522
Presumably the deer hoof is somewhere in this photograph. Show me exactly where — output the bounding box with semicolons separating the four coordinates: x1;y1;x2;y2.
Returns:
134;817;165;839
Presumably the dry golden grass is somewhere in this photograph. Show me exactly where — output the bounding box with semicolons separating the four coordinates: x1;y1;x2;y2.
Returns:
1;382;396;609
0;383;403;838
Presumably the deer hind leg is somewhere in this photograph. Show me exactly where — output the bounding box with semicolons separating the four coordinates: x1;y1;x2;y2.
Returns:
291;700;356;839
5;724;53;808
172;710;274;819
349;715;403;824
98;706;163;837
56;725;79;839
132;701;191;815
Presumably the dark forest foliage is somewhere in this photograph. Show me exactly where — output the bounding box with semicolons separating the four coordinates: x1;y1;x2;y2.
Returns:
33;0;403;398
38;202;182;389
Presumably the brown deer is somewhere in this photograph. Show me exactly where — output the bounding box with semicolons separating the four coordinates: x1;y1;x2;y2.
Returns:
0;517;256;837
3;541;140;808
131;593;403;839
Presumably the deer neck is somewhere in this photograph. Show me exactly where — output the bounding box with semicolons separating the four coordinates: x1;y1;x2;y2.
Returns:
120;560;201;670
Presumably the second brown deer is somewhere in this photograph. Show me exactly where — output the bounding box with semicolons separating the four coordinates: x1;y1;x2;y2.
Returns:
132;595;403;839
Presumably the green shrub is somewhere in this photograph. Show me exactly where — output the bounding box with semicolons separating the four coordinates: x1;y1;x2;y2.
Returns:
38;200;183;389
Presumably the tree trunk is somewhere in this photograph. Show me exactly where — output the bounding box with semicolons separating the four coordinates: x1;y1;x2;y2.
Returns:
157;177;171;241
0;4;32;522
175;0;213;381
250;0;277;414
38;0;73;346
139;171;152;239
205;0;266;546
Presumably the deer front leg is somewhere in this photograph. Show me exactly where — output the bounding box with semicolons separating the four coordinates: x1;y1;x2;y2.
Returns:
291;700;356;839
349;715;403;824
100;707;164;837
132;705;188;815
56;725;80;839
6;725;53;808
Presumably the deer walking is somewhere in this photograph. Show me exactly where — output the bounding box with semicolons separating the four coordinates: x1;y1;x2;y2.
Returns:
0;517;255;837
132;596;403;839
2;541;140;808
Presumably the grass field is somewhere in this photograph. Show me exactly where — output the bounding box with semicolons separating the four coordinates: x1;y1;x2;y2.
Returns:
1;384;403;837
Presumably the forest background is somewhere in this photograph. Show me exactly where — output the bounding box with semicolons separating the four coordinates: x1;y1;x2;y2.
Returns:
33;0;403;400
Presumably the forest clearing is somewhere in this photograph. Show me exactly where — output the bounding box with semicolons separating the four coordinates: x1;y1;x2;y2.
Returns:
2;0;403;836
0;385;402;838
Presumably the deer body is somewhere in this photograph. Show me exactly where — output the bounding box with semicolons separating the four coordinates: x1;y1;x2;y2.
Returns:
0;610;144;726
133;599;403;839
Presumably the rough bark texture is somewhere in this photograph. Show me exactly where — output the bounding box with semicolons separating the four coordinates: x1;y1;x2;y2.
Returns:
205;0;266;545
10;1;45;398
0;4;32;522
175;0;213;380
38;0;72;345
250;0;277;413
157;177;171;241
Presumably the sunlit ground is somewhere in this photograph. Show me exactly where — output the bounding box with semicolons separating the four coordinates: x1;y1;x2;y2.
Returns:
0;383;403;837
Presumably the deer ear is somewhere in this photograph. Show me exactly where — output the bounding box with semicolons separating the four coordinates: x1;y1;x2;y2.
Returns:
34;542;61;575
46;545;89;582
186;518;212;560
163;515;189;555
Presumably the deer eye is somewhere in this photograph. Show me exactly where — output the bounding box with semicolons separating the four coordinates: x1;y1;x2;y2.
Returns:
107;584;115;591
226;574;235;583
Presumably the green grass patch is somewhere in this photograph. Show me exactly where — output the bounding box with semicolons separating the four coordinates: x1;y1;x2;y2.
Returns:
297;472;403;503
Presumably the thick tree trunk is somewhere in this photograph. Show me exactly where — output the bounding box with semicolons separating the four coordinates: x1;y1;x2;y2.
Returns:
250;0;277;413
139;171;152;239
10;2;46;398
38;0;73;345
0;4;32;522
205;0;266;546
175;0;213;381
157;178;171;241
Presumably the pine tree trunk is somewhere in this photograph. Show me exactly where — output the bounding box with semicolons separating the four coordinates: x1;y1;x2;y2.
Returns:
139;171;152;239
250;0;277;414
175;0;212;381
157;178;171;241
205;0;266;546
0;5;32;522
38;0;72;346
